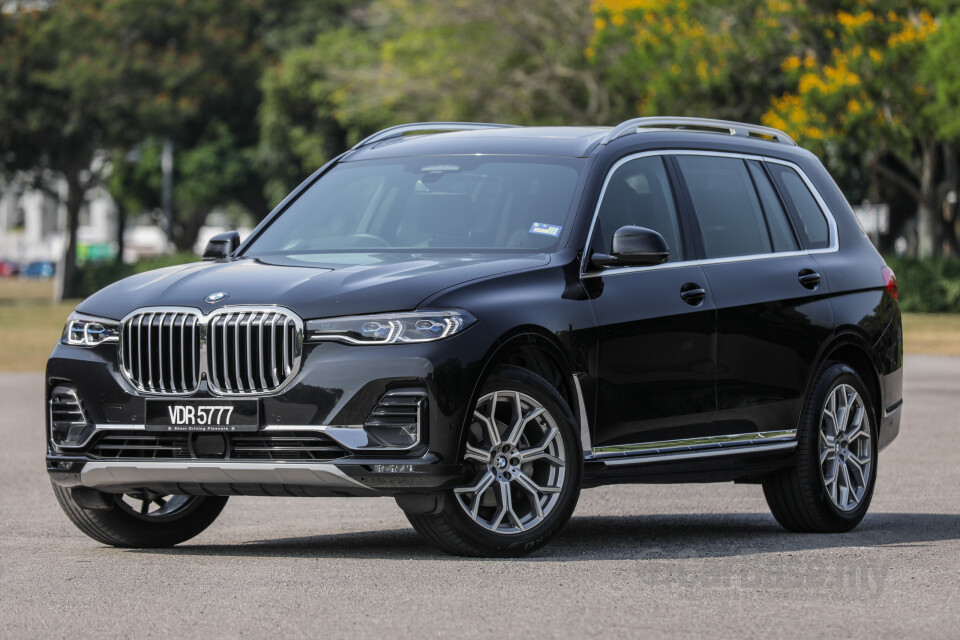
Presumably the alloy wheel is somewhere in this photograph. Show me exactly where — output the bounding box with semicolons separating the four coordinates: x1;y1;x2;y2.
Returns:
455;390;567;534
115;491;201;522
818;383;873;512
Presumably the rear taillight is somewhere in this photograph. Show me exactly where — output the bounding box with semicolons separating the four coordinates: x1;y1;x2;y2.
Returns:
882;266;898;300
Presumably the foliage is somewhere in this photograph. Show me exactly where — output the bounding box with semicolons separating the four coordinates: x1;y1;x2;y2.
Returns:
761;3;958;258
73;253;199;299
259;0;603;194
590;0;797;122
884;255;960;313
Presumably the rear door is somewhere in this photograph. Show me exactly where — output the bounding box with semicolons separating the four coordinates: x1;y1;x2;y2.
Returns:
585;154;717;451
672;153;834;436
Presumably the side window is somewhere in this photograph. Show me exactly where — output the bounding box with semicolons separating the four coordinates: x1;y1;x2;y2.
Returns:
746;160;799;252
675;155;772;259
766;163;830;249
592;156;683;262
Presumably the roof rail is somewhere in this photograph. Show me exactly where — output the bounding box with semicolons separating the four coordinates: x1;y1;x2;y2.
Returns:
600;117;796;146
352;122;519;149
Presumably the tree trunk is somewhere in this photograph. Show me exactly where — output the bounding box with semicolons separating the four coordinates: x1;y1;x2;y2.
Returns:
114;200;126;265
60;172;84;300
917;140;942;259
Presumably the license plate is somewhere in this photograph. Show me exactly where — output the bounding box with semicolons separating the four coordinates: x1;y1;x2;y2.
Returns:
145;399;260;432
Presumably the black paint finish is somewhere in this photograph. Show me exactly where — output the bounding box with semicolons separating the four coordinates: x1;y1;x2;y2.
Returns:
47;125;903;494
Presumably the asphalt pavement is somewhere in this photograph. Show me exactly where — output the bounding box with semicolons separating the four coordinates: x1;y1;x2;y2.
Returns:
1;356;958;639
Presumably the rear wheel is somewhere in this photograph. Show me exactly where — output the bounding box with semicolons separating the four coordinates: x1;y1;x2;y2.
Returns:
406;366;581;556
52;483;228;547
763;363;878;532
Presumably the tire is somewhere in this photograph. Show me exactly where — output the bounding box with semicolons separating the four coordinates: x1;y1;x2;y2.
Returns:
51;482;228;547
406;365;582;557
763;362;878;533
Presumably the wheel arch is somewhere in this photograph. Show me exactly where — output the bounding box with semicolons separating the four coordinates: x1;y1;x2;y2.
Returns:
457;326;582;453
807;331;884;429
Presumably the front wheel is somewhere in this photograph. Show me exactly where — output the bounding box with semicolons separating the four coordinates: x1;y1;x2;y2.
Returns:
406;366;582;556
52;483;228;547
763;363;878;532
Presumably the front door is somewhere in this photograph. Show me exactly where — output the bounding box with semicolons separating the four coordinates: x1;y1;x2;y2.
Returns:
585;154;717;451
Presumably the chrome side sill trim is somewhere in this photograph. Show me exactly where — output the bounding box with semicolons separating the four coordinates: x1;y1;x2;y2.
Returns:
80;461;375;493
597;441;797;467
593;429;797;458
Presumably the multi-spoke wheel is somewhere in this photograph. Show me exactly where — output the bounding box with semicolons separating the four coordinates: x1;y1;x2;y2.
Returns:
51;482;228;547
404;366;581;556
763;363;878;532
818;384;873;512
115;490;205;522
455;390;566;534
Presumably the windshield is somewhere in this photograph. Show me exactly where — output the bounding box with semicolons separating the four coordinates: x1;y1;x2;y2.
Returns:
243;155;584;254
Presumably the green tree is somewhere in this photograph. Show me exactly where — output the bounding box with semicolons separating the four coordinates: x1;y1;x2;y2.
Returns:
764;4;955;257
589;0;797;122
259;0;604;191
0;3;145;296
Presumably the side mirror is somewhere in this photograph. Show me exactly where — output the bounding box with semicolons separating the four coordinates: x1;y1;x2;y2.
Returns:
202;231;241;261
591;225;669;267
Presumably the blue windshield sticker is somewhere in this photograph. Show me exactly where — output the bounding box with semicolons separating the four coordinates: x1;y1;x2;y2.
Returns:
529;222;562;237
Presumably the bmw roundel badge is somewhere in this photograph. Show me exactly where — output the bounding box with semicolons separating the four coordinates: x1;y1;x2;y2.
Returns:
204;292;229;304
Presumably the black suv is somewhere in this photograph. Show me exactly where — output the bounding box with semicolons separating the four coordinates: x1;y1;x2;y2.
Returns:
47;118;903;556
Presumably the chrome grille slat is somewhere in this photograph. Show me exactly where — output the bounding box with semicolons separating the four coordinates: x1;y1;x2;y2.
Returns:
270;315;280;387
282;317;291;376
246;312;256;392
258;316;268;391
157;312;165;392
233;313;242;393
120;306;301;397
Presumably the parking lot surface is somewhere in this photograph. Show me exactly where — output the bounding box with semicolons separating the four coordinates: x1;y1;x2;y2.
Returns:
1;356;957;639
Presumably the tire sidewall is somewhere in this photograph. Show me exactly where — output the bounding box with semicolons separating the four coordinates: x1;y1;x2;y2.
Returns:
440;366;582;555
799;363;879;525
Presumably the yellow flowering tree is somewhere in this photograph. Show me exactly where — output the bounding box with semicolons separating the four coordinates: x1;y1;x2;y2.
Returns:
765;4;953;257
590;0;799;122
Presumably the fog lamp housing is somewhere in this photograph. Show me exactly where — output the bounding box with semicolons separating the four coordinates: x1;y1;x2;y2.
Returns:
362;389;426;448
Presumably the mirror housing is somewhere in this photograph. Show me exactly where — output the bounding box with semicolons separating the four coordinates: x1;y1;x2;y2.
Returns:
591;225;670;267
202;231;241;261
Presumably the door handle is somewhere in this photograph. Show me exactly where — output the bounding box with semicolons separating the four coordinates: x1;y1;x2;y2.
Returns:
798;269;821;290
680;282;706;306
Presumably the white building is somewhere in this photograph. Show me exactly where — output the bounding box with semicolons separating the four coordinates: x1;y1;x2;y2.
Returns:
0;176;120;264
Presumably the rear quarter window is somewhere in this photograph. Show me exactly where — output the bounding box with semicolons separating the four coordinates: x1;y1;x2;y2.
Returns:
766;163;831;250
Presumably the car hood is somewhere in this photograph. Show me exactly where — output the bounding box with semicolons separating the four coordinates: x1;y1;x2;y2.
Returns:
78;252;551;321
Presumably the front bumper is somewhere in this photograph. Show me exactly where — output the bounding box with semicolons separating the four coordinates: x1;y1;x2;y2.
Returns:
45;330;492;496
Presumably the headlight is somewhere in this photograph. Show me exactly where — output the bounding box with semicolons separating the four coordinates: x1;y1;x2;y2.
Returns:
306;309;476;345
62;312;120;346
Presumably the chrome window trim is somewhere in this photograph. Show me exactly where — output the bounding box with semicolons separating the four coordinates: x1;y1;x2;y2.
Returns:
118;305;303;398
591;428;797;459
579;150;839;279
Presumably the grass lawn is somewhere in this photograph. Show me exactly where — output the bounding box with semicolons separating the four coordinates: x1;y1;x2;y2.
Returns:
0;280;78;372
900;313;960;357
1;279;959;371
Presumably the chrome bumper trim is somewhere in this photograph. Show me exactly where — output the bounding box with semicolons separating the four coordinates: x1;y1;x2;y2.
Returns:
79;461;375;494
57;423;367;452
